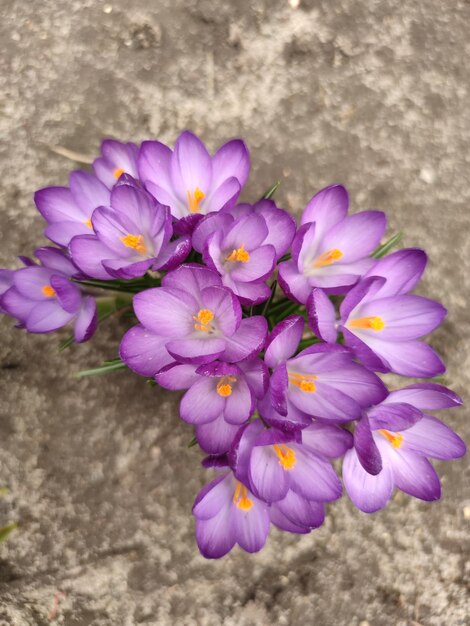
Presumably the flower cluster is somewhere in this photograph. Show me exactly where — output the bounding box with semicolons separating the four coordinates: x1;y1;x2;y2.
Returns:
0;131;465;559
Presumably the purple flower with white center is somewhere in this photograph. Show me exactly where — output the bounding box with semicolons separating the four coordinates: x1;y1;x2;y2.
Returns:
70;182;190;280
92;139;139;189
35;171;111;247
1;247;96;342
278;185;387;303
156;359;268;454
193;470;270;558
138;131;250;231
262;316;387;427
229;420;349;507
120;264;268;377
192;200;295;304
308;248;447;377
343;383;465;513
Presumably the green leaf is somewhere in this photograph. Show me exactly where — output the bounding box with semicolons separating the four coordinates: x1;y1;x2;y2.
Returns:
262;180;281;200
262;280;278;318
371;232;402;259
74;360;127;378
0;522;17;543
188;436;198;448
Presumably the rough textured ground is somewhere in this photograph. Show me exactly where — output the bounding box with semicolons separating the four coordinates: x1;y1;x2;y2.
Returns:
0;0;469;624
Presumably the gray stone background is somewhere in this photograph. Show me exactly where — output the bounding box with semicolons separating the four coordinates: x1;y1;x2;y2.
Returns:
0;0;469;624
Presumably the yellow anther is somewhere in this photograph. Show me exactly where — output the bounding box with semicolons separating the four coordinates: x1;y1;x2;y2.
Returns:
233;481;253;511
273;444;297;470
85;218;93;229
216;375;237;397
379;429;404;448
193;309;214;332
113;167;124;179
348;316;385;331
226;243;250;263
41;285;56;298
187;187;205;213
288;372;317;393
313;248;343;268
120;234;147;255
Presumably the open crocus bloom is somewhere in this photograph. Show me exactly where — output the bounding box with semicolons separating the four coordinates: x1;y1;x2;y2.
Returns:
263;316;387;425
193;470;270;558
278;184;386;303
230;421;349;505
192;200;296;304
308;248;447;377
343;383;465;513
0;247;96;342
35;171;111;247
120;264;268;376
70;182;190;279
138;131;250;227
92;139;139;189
156;359;268;454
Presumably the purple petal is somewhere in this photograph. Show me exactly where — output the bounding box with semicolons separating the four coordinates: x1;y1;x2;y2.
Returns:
301;184;349;229
171;130;212;203
154;235;191;272
368;402;423;432
238;358;269;399
1;288;35;322
365;248;428;298
162;264;222;299
155;362;199;390
319;211;386;263
342;448;394;513
342;327;389;372
358;337;445;378
388;448;441;501
138;140;174;193
278;259;313;304
119;325;173;377
212;139;250;188
248;444;291;502
50;275;81;313
225;279;271;307
74;296;97;343
307;288;338;343
69;235;114;279
340;276;386;321
223;213;269;252
180;378;225;424
401;415;466;460
192;473;228;520
201;286;241;337
192;212;233;253
270;364;289;417
233;498;270;554
132;287;195;336
221;316;267;362
34;186;84;223
385;383;462;410
196;415;242;454
34;247;76;276
289;381;362;423
69;171;110;216
272;490;325;529
300;422;353;458
230;245;276;283
224;378;253;424
26;301;74;333
354;415;383;475
258;392;311;432
314;362;388;408
45;221;91;247
204;177;241;214
264;315;304;369
166;337;226;365
252;200;296;258
289;447;343;502
269;506;311;534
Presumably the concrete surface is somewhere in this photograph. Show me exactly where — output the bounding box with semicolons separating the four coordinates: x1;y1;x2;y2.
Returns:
0;0;469;624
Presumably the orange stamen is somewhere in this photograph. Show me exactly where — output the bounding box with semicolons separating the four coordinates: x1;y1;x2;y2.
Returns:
379;429;404;448
288;372;317;392
313;248;343;268
226;244;250;263
233;481;253;511
216;375;237;397
120;234;147;255
187;187;205;213
273;444;297;470
193;309;214;332
347;316;385;331
41;285;56;298
113;167;124;179
85;218;93;229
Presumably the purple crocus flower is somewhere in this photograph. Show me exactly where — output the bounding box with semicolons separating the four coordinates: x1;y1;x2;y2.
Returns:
262;316;387;428
138;131;250;231
120;264;268;376
156;359;268;454
193;470;270;558
35;171;111;247
1;247;96;341
93;139;139;189
308;248;447;377
70;182;190;279
191;200;295;304
342;383;465;513
278;185;386;303
230;420;350;506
